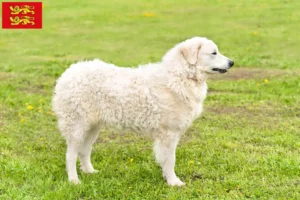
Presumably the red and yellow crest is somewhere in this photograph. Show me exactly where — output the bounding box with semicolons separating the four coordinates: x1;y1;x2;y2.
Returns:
2;2;42;29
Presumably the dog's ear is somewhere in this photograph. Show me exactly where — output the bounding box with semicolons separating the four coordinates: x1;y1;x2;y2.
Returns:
180;43;202;65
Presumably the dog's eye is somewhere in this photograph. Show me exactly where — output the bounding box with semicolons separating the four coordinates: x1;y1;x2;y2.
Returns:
212;52;217;55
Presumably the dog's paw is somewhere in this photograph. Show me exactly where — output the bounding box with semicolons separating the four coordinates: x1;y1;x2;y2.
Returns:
167;177;185;187
81;166;98;174
85;169;99;174
69;178;81;185
82;168;99;174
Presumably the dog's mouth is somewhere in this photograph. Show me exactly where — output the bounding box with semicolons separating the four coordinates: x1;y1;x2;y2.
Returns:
212;68;227;74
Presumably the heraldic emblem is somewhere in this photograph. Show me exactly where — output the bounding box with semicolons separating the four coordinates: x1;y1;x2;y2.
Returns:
2;2;42;29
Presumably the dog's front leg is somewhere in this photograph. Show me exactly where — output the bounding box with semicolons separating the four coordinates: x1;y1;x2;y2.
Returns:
153;134;185;186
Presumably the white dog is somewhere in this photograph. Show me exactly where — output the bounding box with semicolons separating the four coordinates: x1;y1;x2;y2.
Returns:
52;37;234;186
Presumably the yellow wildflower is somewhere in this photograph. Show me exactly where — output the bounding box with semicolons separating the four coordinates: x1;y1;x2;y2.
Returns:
130;158;134;163
27;105;34;110
20;119;25;123
39;99;44;103
142;12;154;17
48;112;55;116
40;138;44;141
189;160;195;164
253;31;258;36
18;112;22;116
264;79;269;83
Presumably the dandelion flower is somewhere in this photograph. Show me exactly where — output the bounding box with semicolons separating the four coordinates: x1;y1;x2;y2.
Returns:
20;119;25;123
18;112;22;116
40;99;44;103
47;111;54;115
27;105;34;110
253;31;258;36
264;79;269;83
142;12;154;17
130;158;134;163
189;160;194;164
40;138;44;141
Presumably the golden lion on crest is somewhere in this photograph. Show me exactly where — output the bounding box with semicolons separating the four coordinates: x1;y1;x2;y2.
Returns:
10;16;35;25
10;5;35;15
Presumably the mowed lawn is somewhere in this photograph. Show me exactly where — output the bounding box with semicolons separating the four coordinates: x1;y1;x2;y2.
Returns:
1;0;300;199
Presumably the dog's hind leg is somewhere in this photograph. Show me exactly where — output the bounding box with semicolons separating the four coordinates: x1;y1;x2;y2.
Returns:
66;133;84;184
79;126;100;174
153;133;185;186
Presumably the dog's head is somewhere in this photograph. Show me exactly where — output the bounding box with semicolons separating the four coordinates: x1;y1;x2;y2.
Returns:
179;37;234;74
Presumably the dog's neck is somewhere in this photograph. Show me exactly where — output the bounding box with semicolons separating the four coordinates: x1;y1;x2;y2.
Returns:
186;69;208;84
165;64;208;101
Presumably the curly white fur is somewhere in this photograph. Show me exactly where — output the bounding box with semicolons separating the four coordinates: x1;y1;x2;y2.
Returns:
52;37;233;186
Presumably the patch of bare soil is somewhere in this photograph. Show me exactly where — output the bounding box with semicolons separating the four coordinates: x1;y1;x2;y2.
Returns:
0;72;15;81
18;85;47;95
204;105;300;131
205;105;290;117
210;68;300;81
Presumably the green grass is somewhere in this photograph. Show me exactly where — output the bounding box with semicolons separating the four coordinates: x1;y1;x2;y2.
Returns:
1;0;300;199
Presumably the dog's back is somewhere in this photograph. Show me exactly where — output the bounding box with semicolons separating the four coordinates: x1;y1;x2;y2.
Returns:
52;59;166;136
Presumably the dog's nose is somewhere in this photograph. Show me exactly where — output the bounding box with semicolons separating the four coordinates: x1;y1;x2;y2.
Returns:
229;60;234;68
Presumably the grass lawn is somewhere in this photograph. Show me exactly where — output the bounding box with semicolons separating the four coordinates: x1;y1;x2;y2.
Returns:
1;0;300;199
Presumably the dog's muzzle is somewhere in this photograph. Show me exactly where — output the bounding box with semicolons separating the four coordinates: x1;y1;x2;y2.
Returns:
212;68;228;73
212;60;234;74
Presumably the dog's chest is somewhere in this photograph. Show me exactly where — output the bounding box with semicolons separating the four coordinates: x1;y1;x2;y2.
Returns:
190;82;207;119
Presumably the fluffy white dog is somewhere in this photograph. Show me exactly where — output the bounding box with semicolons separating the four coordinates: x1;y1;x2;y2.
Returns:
52;37;234;186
